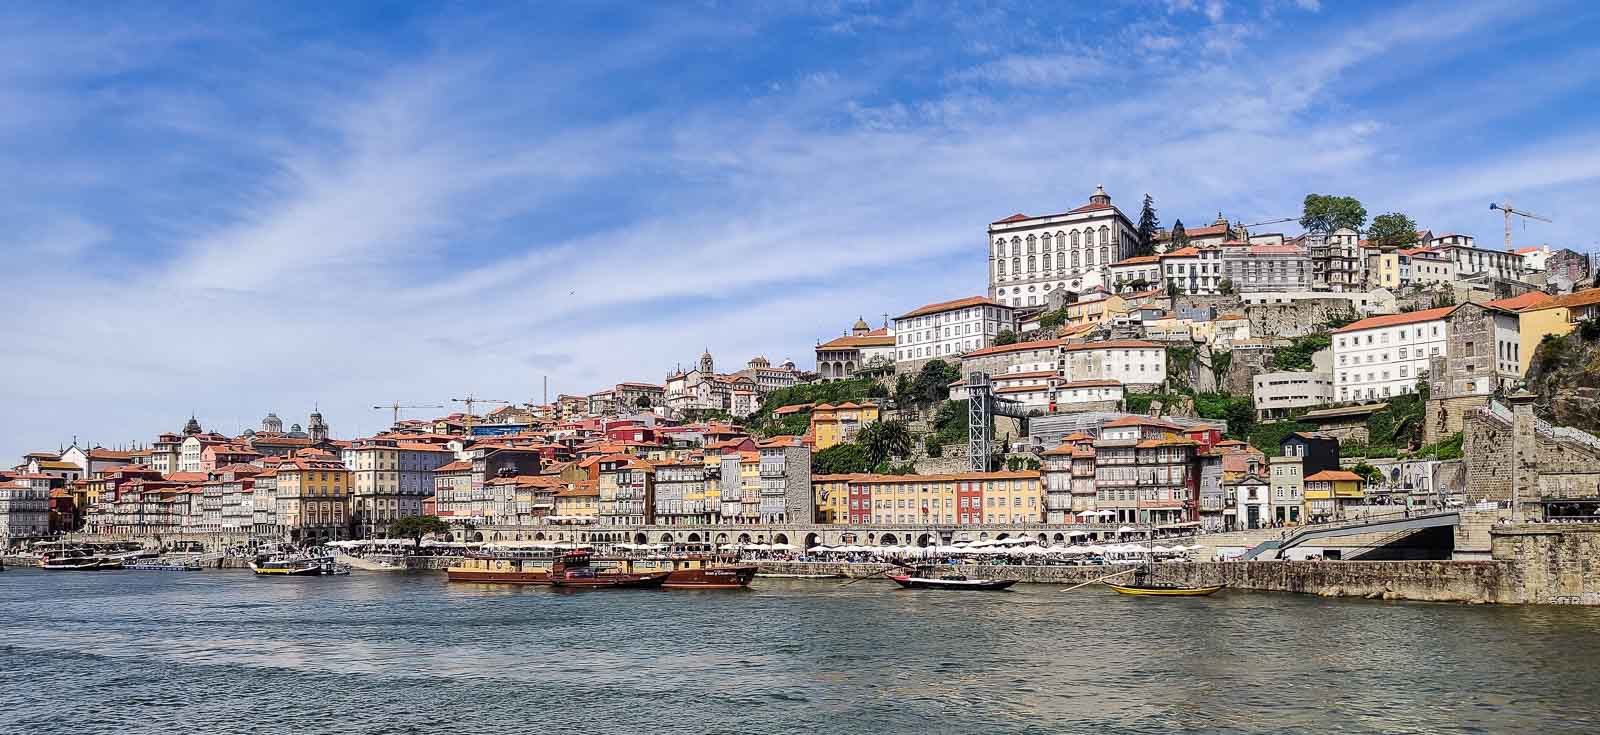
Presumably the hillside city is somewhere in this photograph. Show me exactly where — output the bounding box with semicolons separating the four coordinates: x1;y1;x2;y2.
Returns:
5;186;1598;550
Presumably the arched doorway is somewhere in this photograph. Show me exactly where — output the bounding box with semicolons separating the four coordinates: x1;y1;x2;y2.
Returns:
804;532;820;549
773;533;789;546
880;534;898;546
1036;533;1048;544
470;531;484;542
633;532;647;545
535;532;546;541
978;532;990;540
737;533;751;543
1052;533;1065;543
996;533;1010;540
866;533;876;544
660;533;675;544
916;533;932;547
716;533;728;543
687;533;701;543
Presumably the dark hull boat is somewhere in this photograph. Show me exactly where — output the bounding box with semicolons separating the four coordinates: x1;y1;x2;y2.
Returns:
889;575;1017;591
547;551;668;589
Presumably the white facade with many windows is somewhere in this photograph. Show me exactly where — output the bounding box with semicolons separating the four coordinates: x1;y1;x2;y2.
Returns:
893;296;1015;364
1331;308;1451;402
987;186;1139;307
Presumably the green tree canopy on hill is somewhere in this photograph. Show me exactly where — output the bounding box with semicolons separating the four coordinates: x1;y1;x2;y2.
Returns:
1300;193;1367;234
1368;212;1419;247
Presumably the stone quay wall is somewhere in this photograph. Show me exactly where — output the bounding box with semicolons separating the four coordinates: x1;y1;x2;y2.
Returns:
753;559;1517;603
1491;524;1600;605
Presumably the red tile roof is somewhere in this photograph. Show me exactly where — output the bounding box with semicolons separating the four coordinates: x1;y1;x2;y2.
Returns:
1063;339;1162;352
1102;416;1184;430
962;338;1065;359
1305;470;1364;482
1332;306;1457;333
1111;255;1160;266
818;333;897;349
1484;292;1554;312
896;295;1005;320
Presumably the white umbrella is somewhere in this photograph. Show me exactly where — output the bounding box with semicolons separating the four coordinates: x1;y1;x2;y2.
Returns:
1116;526;1137;534
769;543;796;551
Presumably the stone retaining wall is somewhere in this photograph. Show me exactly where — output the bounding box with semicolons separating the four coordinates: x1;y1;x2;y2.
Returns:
754;559;1517;603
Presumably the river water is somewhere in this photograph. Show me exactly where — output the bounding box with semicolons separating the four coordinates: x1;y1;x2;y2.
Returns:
4;569;1600;734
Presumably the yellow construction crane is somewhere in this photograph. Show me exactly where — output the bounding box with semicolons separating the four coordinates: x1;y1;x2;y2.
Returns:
451;396;512;432
371;402;445;427
1490;200;1552;252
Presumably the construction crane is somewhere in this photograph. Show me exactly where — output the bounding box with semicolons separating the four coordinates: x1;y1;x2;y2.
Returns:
451;395;512;433
1240;216;1296;229
371;402;445;427
1490;200;1552;252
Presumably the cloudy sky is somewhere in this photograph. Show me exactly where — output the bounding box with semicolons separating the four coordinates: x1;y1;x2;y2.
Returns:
4;0;1598;457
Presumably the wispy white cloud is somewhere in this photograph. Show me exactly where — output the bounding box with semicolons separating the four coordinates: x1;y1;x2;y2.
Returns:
952;52;1108;88
1;0;1592;460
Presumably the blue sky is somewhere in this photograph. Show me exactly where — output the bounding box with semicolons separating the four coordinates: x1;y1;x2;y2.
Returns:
4;0;1599;457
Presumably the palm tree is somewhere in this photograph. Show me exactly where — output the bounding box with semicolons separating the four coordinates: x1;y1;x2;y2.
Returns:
860;420;913;466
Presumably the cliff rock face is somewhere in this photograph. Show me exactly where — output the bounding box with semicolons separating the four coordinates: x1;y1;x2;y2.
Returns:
1525;331;1600;434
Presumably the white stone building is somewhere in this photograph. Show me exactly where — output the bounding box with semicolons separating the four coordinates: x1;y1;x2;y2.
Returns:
1331;307;1454;402
0;478;51;543
816;318;896;380
1221;243;1312;292
1400;247;1455;287
1106;255;1162;292
893;296;1016;365
1061;340;1167;390
1430;235;1524;282
987;186;1139;307
1159;247;1225;295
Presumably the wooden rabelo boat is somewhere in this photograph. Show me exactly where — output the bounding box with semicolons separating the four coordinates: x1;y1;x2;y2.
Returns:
889;572;1017;591
446;551;558;585
549;551;669;589
1103;529;1223;597
1106;581;1225;596
617;551;757;589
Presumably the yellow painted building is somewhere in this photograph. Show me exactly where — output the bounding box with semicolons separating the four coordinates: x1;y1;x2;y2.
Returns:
851;471;1043;526
1065;294;1127;326
810;402;880;450
1303;470;1366;521
554;481;599;522
1366;248;1402;290
273;457;351;543
811;474;862;524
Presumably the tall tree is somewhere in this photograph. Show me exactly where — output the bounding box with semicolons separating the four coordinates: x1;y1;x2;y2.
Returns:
1299;194;1367;234
389;515;451;551
994;329;1018;346
1367;212;1419;247
1169;219;1190;251
1135;193;1161;256
858;420;913;466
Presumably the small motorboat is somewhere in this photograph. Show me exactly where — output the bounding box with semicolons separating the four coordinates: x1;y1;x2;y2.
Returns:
1106;582;1225;597
889;573;1017;591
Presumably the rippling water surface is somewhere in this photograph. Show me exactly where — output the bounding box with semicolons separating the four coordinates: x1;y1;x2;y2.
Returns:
5;568;1600;734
